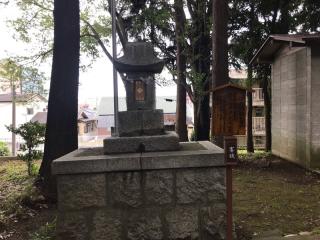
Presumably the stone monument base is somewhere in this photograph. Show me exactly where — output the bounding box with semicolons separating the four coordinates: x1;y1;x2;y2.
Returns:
104;131;180;154
52;141;227;240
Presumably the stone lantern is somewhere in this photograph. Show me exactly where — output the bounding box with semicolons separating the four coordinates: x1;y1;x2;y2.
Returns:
114;42;164;111
104;41;180;153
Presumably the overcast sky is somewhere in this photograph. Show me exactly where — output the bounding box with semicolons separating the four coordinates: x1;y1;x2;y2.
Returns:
0;4;176;106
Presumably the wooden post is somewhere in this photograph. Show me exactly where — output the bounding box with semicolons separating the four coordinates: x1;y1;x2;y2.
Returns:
224;136;238;240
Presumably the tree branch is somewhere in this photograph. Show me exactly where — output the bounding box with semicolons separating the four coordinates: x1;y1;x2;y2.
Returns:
82;19;113;62
30;0;53;12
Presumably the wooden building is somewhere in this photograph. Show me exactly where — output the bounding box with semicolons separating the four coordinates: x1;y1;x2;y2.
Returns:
211;83;247;147
251;34;320;169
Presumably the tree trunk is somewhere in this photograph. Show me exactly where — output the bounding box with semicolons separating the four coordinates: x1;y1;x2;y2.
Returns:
262;75;271;151
212;0;229;88
246;66;254;152
38;0;80;200
174;0;188;142
194;95;210;141
211;0;229;145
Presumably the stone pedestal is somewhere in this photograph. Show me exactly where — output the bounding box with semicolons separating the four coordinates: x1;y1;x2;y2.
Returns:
52;141;227;240
118;109;164;137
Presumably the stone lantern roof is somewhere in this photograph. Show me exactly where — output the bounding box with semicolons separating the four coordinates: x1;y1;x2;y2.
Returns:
114;42;165;73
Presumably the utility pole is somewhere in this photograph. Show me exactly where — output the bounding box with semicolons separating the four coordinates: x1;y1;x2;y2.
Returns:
11;82;16;156
111;0;119;136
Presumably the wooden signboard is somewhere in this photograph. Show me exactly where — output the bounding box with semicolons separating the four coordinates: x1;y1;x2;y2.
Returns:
224;136;238;165
212;84;247;137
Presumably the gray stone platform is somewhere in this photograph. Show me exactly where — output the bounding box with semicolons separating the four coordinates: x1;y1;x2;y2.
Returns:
52;141;227;240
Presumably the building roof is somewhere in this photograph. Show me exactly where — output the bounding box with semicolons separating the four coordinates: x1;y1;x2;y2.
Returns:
30;112;47;124
98;96;177;115
250;33;320;65
78;108;97;122
0;93;47;103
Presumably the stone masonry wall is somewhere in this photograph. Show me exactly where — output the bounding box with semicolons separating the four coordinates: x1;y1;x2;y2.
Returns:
56;167;226;240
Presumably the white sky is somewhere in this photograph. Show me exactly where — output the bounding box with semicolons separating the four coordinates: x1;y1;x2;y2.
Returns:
0;4;177;106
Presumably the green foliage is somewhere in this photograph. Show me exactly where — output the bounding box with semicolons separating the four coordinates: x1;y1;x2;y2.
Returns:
30;219;56;240
0;58;47;95
6;121;46;176
238;149;272;161
0;141;10;156
7;0;112;65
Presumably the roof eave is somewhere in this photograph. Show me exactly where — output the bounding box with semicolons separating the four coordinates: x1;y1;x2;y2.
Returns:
250;36;306;65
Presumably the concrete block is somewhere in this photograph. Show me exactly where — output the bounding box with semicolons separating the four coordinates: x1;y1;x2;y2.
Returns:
57;174;106;210
145;170;174;205
91;210;122;240
176;168;226;204
199;205;226;240
127;210;163;240
56;212;89;240
165;207;199;240
118;109;164;137
108;172;142;208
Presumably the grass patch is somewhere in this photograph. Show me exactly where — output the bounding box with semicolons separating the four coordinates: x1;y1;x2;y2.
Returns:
0;160;43;230
234;157;320;239
29;219;56;240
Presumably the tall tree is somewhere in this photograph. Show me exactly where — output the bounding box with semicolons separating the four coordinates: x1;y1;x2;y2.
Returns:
230;0;300;152
174;0;188;141
211;0;229;145
38;0;80;200
212;0;229;88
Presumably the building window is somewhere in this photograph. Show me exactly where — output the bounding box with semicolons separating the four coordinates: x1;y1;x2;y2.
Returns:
27;108;34;115
84;124;88;133
254;136;264;145
254;107;264;117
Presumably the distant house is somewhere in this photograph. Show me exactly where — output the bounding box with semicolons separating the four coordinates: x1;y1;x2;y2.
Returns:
97;96;193;136
251;33;320;169
0;93;47;152
77;109;98;137
229;69;266;148
31;108;98;143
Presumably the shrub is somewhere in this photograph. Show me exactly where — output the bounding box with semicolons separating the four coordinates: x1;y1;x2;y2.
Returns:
6;121;46;176
0;141;9;156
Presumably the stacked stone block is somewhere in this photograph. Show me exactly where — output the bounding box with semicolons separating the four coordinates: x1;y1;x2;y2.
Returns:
56;168;226;240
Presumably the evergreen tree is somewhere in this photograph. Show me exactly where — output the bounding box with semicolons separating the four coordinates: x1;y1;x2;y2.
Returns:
38;0;80;200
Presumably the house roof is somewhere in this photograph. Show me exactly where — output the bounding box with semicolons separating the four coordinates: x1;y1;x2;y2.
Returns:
98;96;177;115
31;109;98;125
250;33;320;65
78;108;97;122
0;93;47;103
31;112;47;124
